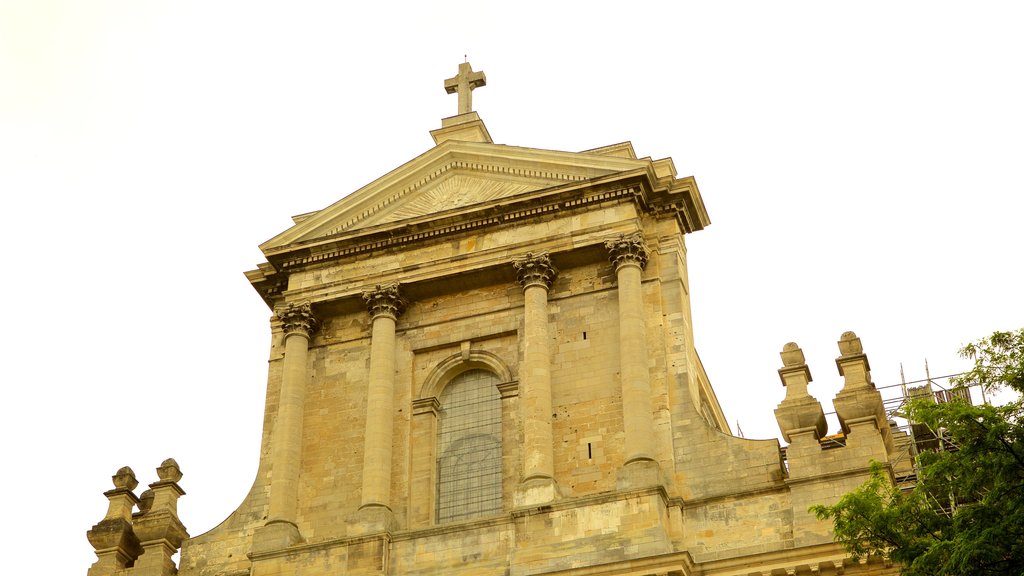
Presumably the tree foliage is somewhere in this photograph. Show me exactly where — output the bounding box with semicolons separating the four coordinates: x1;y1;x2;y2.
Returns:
812;329;1024;576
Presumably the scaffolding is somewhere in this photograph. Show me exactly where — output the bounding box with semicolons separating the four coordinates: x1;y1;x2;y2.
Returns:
814;367;987;496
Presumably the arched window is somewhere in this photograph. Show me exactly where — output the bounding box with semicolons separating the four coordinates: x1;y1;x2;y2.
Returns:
436;369;503;523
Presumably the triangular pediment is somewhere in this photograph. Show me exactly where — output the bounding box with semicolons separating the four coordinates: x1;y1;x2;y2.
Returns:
261;140;653;253
377;173;542;222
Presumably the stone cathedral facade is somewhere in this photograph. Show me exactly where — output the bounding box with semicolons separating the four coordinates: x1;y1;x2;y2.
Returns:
87;64;903;576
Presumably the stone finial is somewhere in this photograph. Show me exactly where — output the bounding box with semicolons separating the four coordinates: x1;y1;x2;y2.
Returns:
832;331;892;453
605;233;650;270
774;342;827;442
838;330;863;356
112;466;139;490
133;460;189;575
512;251;558;289
276;302;319;337
156;458;183;482
780;342;805;367
835;330;872;391
89;466;144;571
777;343;812;394
363;282;406;319
145;458;186;516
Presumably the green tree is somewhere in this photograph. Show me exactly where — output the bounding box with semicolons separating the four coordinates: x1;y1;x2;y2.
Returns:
812;329;1024;576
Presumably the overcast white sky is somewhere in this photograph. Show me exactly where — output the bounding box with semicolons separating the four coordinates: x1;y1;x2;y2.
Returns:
2;2;1022;573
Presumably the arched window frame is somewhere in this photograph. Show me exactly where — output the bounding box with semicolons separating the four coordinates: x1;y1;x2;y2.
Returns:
409;350;517;527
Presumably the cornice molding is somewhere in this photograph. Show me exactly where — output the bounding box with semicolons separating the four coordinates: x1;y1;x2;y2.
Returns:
274;183;640;272
326;159;589;237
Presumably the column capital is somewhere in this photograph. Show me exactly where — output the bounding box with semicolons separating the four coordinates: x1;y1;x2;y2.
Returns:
276;302;319;337
512;251;558;290
605;233;649;271
363;282;406;320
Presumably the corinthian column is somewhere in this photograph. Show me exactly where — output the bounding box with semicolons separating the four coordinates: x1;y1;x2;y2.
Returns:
512;252;561;506
606;233;662;488
354;283;405;531
255;302;317;551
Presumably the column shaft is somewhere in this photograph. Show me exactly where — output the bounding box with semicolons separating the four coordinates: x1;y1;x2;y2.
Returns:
522;282;555;481
361;313;397;509
605;234;658;468
512;252;561;506
267;330;311;523
616;263;656;463
357;283;405;517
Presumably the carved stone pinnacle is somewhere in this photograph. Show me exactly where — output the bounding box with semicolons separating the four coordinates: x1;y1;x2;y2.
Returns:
605;233;650;270
276;302;319;337
363;283;406;319
512;251;558;289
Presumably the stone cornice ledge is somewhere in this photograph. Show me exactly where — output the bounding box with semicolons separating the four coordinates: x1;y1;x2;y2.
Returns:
700;541;853;576
267;178;645;269
784;463;886;487
681;484;789;509
536;551;699;576
247;530;393;562
271;221;644;309
246;486;684;562
509;485;681;519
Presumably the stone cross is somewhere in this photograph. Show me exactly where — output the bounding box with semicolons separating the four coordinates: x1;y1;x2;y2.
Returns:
444;62;486;115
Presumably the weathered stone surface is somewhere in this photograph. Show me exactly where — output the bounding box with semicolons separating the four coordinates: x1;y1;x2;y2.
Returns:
91;65;901;576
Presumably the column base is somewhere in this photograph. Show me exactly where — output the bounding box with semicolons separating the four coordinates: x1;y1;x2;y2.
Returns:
616;458;665;490
251;520;303;554
513;476;562;508
346;504;397;536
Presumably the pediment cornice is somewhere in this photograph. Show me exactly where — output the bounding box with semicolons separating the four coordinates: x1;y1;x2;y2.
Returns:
271;173;646;268
259;140;657;254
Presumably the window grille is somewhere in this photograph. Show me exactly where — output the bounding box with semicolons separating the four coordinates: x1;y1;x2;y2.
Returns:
436;369;502;523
